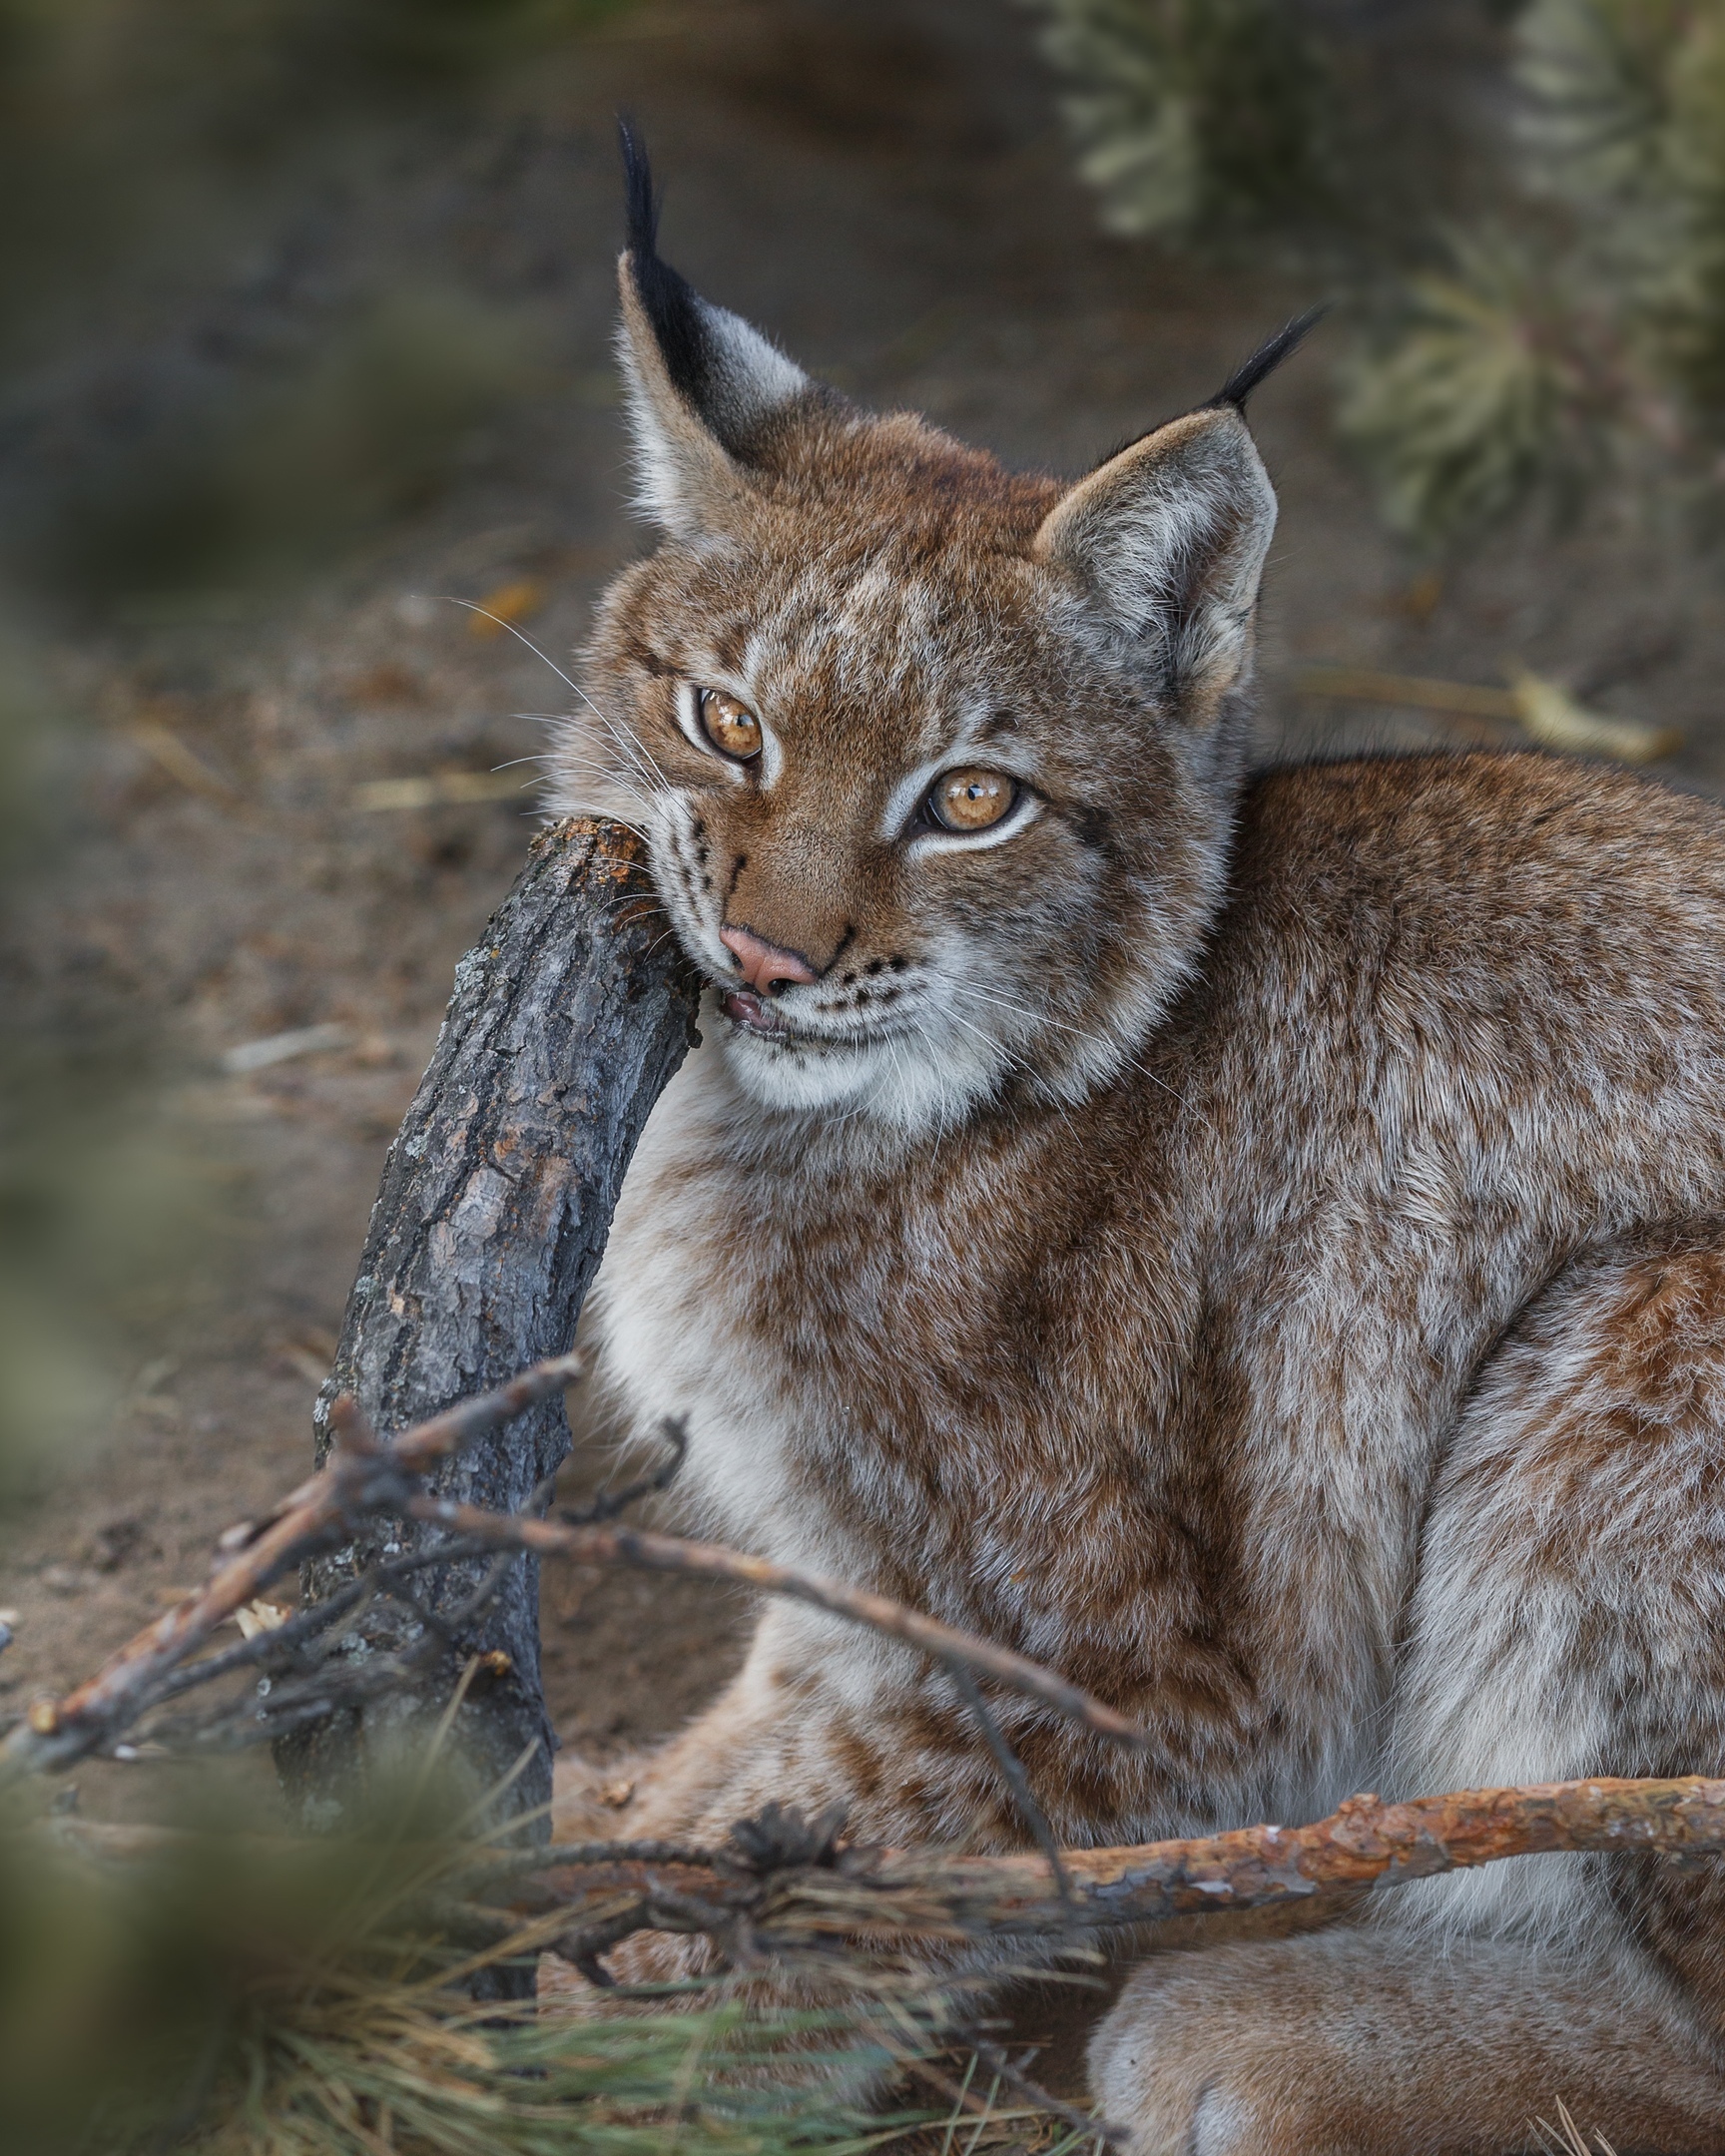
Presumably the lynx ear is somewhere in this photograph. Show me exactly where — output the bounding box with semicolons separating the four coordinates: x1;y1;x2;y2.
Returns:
1035;403;1278;712
615;123;814;536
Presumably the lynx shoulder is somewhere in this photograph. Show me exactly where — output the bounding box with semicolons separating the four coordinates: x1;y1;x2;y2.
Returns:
549;134;1725;2153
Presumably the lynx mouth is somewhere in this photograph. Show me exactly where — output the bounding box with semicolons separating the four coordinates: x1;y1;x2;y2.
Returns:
717;986;893;1054
721;987;790;1039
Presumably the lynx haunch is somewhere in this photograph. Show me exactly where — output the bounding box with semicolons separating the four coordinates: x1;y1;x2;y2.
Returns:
550;134;1725;2152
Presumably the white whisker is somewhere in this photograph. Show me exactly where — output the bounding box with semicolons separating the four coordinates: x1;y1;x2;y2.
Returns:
443;598;674;796
549;742;661;822
948;976;1189;1108
559;709;669;805
443;599;584;692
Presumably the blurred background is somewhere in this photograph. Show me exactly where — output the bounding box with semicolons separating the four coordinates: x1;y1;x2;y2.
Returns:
5;0;1725;1791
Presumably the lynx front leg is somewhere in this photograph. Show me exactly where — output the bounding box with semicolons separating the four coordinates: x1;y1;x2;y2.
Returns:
614;1608;1023;1844
1090;1929;1725;2156
1090;1232;1725;2154
583;1604;1037;1984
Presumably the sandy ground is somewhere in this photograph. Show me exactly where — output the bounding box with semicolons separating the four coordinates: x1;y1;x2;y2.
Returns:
5;0;1724;1838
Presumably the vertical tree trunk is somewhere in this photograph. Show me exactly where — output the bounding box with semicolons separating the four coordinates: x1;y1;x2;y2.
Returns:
276;818;698;1929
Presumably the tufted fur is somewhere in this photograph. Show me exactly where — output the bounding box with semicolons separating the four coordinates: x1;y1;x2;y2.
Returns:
548;146;1725;2151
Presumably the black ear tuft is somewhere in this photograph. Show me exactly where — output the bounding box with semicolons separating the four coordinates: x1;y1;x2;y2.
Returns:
1209;304;1328;414
618;112;661;259
615;115;712;412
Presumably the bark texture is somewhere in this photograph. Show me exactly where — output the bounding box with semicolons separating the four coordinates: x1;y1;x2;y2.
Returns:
277;817;699;1849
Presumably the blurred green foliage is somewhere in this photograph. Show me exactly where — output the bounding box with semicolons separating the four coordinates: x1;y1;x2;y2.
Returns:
0;0;626;338
0;1;628;1510
1033;0;1725;548
0;0;631;599
1028;0;1337;244
0;636;116;1491
1336;231;1599;544
0;1800;933;2155
43;287;541;600
1348;0;1725;543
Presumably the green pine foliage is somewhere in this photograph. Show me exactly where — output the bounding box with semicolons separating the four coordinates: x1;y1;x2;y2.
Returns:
1033;0;1725;547
1024;0;1337;243
1349;0;1725;545
0;1807;946;2156
1338;233;1593;544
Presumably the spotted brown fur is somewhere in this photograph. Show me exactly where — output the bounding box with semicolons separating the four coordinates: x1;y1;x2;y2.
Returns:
546;150;1725;2152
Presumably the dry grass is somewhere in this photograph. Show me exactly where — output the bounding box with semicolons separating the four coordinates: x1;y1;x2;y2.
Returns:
0;1791;1125;2156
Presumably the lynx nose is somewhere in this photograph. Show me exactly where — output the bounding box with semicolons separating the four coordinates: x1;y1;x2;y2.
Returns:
720;925;818;995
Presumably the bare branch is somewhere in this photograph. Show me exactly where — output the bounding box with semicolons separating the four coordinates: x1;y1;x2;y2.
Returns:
1;1356;1147;1781
559;1416;687;1527
969;2040;1129;2148
149;1534;493;1704
44;1774;1725;1976
943;1658;1075;1914
516;1774;1725;1956
0;1353;585;1780
402;1492;1150;1749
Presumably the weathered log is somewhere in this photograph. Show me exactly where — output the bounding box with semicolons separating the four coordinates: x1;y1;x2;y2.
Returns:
275;817;699;1854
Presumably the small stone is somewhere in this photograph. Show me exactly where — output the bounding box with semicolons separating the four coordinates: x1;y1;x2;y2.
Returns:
90;1518;148;1573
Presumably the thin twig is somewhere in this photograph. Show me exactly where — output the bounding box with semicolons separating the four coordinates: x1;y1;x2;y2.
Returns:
402;1494;1149;1750
943;1660;1074;1914
150;1535;492;1703
905;2053;1002;2128
127;1542;532;1761
2;1354;1146;1781
560;1416;687;1527
0;1354;586;1779
968;2041;1127;2149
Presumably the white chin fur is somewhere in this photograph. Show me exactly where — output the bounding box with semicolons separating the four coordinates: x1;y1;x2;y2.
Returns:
717;1001;1004;1134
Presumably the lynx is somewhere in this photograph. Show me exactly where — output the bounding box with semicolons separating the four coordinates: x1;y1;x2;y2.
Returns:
550;134;1725;2151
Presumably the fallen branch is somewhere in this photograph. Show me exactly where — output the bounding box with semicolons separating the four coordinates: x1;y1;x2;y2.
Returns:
0;1355;1146;1782
505;1774;1725;1964
0;1355;585;1780
1298;663;1525;722
40;1773;1725;1967
405;1490;1149;1748
1296;663;1682;762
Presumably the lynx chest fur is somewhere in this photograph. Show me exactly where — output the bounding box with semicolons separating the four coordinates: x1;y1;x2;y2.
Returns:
550;133;1725;2152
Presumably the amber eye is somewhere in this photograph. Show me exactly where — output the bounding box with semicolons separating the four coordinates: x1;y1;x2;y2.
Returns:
697;688;762;763
927;767;1016;833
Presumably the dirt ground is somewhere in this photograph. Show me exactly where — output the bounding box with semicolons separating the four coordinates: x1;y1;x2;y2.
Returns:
6;0;1725;1832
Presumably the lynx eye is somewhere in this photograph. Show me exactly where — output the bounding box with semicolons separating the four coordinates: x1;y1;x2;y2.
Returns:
928;767;1015;833
697;688;762;763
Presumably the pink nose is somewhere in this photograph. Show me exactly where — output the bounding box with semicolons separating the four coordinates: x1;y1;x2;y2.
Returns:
719;925;819;994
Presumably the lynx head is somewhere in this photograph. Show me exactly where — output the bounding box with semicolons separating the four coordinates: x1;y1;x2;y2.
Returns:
555;129;1306;1136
